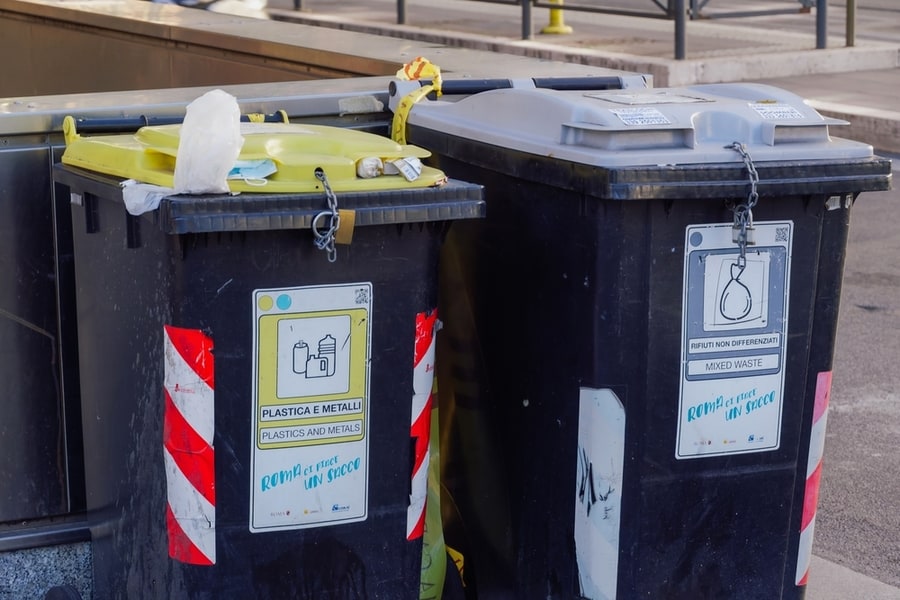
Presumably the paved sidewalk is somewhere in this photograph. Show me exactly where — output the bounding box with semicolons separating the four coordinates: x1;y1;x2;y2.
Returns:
267;0;900;154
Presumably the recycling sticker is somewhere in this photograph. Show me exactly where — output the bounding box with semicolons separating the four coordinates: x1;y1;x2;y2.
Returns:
677;222;793;459
250;283;372;531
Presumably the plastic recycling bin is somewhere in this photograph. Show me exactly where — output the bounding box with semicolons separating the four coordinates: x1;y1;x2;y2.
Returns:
390;82;893;599
51;121;484;598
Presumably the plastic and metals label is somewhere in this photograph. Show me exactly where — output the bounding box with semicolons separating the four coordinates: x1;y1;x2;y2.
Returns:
250;283;372;532
677;222;792;459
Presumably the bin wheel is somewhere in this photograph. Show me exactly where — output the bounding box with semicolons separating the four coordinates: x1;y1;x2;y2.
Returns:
43;585;83;600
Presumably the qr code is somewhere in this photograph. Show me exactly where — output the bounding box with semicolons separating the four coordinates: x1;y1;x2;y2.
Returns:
775;226;789;242
355;287;370;305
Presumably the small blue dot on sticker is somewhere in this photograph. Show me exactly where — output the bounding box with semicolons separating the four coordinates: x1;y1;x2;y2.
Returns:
690;232;704;247
276;294;292;310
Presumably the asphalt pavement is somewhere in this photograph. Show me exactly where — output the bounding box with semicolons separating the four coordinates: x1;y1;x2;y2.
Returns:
260;0;900;598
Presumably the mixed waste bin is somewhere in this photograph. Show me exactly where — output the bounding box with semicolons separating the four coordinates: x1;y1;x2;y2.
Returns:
52;112;484;598
389;81;893;599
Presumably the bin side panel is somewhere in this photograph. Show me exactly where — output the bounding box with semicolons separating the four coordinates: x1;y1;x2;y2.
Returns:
0;145;72;522
618;193;826;598
786;197;854;595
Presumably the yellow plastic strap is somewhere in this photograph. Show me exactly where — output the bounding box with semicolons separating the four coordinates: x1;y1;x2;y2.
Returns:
391;57;443;145
396;56;443;94
391;85;433;145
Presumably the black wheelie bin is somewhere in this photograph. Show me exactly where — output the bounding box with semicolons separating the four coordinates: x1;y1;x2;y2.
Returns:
390;80;892;599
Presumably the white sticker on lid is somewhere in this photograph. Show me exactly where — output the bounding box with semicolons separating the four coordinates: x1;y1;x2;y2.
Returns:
609;107;671;126
750;103;805;120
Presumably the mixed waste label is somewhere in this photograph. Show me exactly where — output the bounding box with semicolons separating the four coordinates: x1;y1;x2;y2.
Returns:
677;222;793;459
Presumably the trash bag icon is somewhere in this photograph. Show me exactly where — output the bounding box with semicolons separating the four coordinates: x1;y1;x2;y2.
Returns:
719;262;753;321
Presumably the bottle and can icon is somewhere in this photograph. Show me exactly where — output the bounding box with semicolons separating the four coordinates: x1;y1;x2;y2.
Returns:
293;334;337;378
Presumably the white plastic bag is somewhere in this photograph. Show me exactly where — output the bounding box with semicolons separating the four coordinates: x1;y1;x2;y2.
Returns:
173;89;244;194
121;179;173;216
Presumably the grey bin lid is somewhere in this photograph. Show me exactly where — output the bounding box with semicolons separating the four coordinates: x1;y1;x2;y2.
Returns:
404;83;875;167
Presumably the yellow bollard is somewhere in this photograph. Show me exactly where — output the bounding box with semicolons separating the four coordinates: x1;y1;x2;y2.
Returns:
541;0;573;35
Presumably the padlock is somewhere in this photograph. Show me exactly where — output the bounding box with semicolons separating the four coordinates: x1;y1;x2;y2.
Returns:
732;221;756;246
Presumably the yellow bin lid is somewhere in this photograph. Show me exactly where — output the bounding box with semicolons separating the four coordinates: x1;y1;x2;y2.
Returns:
61;117;448;193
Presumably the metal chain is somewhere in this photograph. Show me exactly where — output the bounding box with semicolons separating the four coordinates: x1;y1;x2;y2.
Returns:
726;141;759;268
312;168;341;263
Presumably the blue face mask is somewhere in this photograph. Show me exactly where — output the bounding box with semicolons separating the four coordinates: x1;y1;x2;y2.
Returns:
228;159;277;185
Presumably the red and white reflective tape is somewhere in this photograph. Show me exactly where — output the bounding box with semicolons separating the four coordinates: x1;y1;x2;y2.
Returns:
163;325;216;565
796;370;832;585
408;310;439;541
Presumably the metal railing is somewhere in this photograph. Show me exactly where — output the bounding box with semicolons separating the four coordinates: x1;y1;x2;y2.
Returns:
294;0;845;60
527;0;828;58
